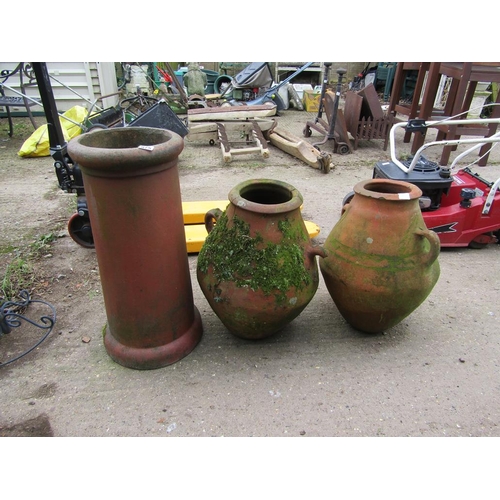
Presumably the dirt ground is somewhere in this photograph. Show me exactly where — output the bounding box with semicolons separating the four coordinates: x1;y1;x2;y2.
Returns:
1;105;500;440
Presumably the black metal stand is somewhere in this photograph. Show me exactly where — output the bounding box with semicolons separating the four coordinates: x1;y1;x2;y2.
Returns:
0;62;40;137
313;62;332;123
0;290;56;367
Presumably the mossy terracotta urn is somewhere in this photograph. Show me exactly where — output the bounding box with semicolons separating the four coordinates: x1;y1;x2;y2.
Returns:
68;127;203;369
319;178;441;333
196;179;326;340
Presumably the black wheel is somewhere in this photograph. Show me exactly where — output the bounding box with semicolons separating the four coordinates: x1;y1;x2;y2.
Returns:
468;232;497;249
468;240;488;249
341;191;355;214
338;143;350;155
303;126;312;138
68;213;94;248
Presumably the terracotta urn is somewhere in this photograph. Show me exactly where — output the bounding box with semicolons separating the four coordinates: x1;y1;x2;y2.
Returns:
67;127;203;369
196;179;326;340
319;178;440;333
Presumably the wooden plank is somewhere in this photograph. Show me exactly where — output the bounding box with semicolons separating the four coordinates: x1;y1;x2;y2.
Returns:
344;91;363;134
268;126;333;171
358;83;385;121
186;118;276;143
188;103;277;122
215;121;270;163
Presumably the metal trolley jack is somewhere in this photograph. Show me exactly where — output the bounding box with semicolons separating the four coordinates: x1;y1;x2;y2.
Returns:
303;65;351;155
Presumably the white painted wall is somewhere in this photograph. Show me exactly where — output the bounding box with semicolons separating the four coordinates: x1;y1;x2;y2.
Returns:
0;62;119;114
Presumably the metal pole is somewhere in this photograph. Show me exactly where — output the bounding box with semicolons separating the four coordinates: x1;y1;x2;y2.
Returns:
326;68;347;140
31;63;66;149
315;62;332;122
312;68;347;149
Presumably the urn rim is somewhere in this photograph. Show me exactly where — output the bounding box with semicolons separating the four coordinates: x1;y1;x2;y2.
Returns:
67;126;184;175
228;178;303;214
354;178;423;201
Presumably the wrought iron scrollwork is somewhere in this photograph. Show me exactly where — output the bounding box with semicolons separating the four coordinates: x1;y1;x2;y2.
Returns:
0;290;56;367
0;62;36;85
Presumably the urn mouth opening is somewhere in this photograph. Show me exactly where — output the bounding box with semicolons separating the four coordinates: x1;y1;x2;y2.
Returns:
241;184;292;205
230;179;303;214
365;182;412;195
355;179;422;200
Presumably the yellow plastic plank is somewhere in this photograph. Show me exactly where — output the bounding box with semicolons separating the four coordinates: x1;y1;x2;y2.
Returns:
185;220;321;254
182;200;309;225
182;200;229;225
305;220;321;239
185;224;212;253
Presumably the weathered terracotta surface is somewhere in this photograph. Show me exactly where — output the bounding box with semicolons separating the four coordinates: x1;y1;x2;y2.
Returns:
197;179;326;340
319;178;440;333
68;127;203;369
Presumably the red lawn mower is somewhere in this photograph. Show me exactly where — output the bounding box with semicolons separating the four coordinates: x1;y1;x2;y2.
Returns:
344;114;500;249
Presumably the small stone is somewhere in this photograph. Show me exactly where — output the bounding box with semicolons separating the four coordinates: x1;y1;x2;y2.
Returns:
300;430;306;436
82;336;91;343
459;358;465;363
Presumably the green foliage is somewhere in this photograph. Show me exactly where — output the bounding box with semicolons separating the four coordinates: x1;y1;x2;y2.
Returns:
1;257;34;301
1;232;57;301
0;119;34;138
29;232;57;257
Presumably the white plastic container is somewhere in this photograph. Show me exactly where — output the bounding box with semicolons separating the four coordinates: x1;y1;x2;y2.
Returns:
292;83;313;101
